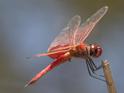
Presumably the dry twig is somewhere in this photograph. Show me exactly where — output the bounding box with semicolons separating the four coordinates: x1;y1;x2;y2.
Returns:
102;60;117;93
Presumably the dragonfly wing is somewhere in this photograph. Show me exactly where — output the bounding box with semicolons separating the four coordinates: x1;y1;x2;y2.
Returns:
27;49;70;59
48;15;81;52
75;6;108;44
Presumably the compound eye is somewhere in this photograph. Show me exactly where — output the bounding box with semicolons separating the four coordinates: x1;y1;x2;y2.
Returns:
90;44;102;57
95;46;102;57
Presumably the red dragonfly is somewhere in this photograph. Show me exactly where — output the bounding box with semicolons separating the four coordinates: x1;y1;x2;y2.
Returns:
25;6;108;87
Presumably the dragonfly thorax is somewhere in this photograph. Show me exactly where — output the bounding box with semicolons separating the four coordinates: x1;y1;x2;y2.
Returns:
69;44;87;57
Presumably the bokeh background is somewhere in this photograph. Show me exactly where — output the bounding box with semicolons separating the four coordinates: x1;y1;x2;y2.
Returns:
0;0;124;93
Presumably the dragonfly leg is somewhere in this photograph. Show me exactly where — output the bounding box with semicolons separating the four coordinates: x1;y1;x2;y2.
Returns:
89;57;103;71
85;47;103;77
86;59;105;82
95;63;103;71
88;57;104;77
85;47;103;72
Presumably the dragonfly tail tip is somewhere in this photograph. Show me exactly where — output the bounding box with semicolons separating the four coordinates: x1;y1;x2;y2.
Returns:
24;84;29;88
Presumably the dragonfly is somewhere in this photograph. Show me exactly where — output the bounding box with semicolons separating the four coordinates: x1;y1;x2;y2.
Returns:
25;6;108;87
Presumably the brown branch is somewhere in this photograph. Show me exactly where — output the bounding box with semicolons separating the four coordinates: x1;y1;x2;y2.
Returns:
102;60;117;93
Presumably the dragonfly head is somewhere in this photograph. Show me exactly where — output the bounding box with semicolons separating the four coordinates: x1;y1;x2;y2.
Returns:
90;44;102;58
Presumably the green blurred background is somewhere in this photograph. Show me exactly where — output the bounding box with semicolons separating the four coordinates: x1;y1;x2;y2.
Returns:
0;0;124;93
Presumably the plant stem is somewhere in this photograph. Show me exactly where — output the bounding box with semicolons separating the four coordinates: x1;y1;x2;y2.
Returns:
102;60;117;93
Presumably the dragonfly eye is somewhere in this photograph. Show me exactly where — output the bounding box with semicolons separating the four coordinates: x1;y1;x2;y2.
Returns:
90;44;102;57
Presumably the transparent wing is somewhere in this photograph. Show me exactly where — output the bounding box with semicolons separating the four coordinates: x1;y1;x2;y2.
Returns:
27;49;70;59
48;15;81;51
75;6;108;44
